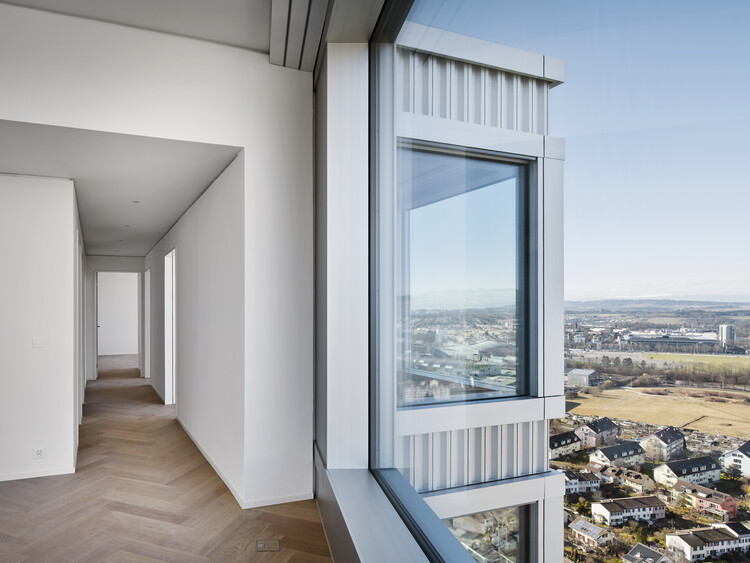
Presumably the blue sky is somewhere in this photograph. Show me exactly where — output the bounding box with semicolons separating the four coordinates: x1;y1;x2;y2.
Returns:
408;1;750;301
410;177;517;308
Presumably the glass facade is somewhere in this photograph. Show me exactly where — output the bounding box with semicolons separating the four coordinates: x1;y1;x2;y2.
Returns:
370;1;563;560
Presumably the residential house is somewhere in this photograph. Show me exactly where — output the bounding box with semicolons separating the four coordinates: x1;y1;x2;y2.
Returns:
550;431;582;460
721;439;750;478
597;466;655;494
568;517;612;548
0;2;567;560
654;457;721;487
666;522;750;562
563;471;601;495
575;417;618;449
591;496;666;526
589;441;645;468
671;479;737;520
622;543;666;563
639;427;686;462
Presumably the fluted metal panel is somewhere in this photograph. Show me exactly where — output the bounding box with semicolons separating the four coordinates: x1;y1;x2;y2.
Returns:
403;420;548;493
398;47;549;135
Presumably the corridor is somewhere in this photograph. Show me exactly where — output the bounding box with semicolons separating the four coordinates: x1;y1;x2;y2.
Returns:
0;369;331;562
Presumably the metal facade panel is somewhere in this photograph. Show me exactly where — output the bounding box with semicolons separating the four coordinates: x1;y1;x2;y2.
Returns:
403;421;550;493
398;48;550;135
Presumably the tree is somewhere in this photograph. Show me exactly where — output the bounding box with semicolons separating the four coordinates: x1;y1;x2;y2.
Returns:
602;355;611;367
613;357;621;367
623;357;634;367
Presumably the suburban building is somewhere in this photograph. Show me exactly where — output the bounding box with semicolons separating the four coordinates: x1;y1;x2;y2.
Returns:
563;471;601;495
639;426;686;462
622;543;666;563
595;465;655;494
721;438;750;478
568;517;612;548
666;522;750;562
671;480;737;520
0;1;567;561
589;441;645;468
575;417;618;449
566;368;596;388
591;496;666;526
550;431;582;460
623;331;720;352
654;456;721;487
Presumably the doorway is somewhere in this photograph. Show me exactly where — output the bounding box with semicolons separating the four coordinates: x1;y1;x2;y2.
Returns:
144;268;151;380
164;250;176;405
96;271;140;375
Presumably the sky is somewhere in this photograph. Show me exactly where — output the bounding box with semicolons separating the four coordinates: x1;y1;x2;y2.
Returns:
408;1;750;302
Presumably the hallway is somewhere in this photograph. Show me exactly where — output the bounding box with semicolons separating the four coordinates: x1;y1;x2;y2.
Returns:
0;370;331;562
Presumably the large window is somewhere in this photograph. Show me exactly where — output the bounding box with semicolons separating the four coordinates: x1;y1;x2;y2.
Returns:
396;144;530;408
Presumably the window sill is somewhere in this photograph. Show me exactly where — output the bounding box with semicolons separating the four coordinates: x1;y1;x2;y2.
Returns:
315;447;428;562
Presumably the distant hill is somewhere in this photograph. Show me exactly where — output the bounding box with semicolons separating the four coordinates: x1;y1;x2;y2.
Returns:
411;288;516;310
565;299;750;312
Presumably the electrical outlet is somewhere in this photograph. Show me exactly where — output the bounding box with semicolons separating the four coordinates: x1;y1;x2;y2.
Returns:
32;448;46;459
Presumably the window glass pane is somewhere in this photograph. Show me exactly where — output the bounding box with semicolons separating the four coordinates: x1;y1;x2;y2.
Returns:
397;147;527;407
443;504;532;563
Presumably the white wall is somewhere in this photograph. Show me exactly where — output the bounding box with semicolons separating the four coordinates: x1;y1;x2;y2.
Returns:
146;155;246;503
0;175;78;481
0;4;313;505
314;44;369;470
96;272;139;356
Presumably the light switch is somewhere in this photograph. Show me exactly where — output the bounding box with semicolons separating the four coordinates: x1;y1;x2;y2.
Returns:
32;337;45;348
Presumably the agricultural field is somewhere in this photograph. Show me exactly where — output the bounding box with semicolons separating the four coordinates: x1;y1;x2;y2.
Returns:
644;352;750;370
567;386;750;437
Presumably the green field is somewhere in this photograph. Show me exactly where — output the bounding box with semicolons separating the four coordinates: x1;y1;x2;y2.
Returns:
644;352;750;369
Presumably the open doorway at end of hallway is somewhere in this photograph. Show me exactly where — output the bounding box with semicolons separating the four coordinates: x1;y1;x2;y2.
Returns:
164;249;176;405
96;271;141;378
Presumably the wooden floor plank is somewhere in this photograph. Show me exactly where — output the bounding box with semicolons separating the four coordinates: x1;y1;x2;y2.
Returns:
0;370;331;562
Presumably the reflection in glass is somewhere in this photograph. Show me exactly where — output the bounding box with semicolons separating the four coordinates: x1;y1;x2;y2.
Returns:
443;505;530;563
397;146;527;407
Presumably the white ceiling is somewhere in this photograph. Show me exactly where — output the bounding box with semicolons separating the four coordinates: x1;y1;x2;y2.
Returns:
0;0;272;52
0;120;241;256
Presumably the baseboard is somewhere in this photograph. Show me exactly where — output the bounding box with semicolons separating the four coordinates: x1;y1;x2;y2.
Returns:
0;465;75;482
176;417;313;510
239;492;314;509
176;417;247;508
150;380;165;402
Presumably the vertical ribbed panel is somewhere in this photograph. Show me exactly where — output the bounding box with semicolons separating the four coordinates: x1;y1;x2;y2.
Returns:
398;47;549;135
404;421;548;493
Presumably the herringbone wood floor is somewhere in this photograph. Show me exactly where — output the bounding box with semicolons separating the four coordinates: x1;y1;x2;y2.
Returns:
0;370;332;562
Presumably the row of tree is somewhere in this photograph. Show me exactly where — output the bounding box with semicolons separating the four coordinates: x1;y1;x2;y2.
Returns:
566;356;750;390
